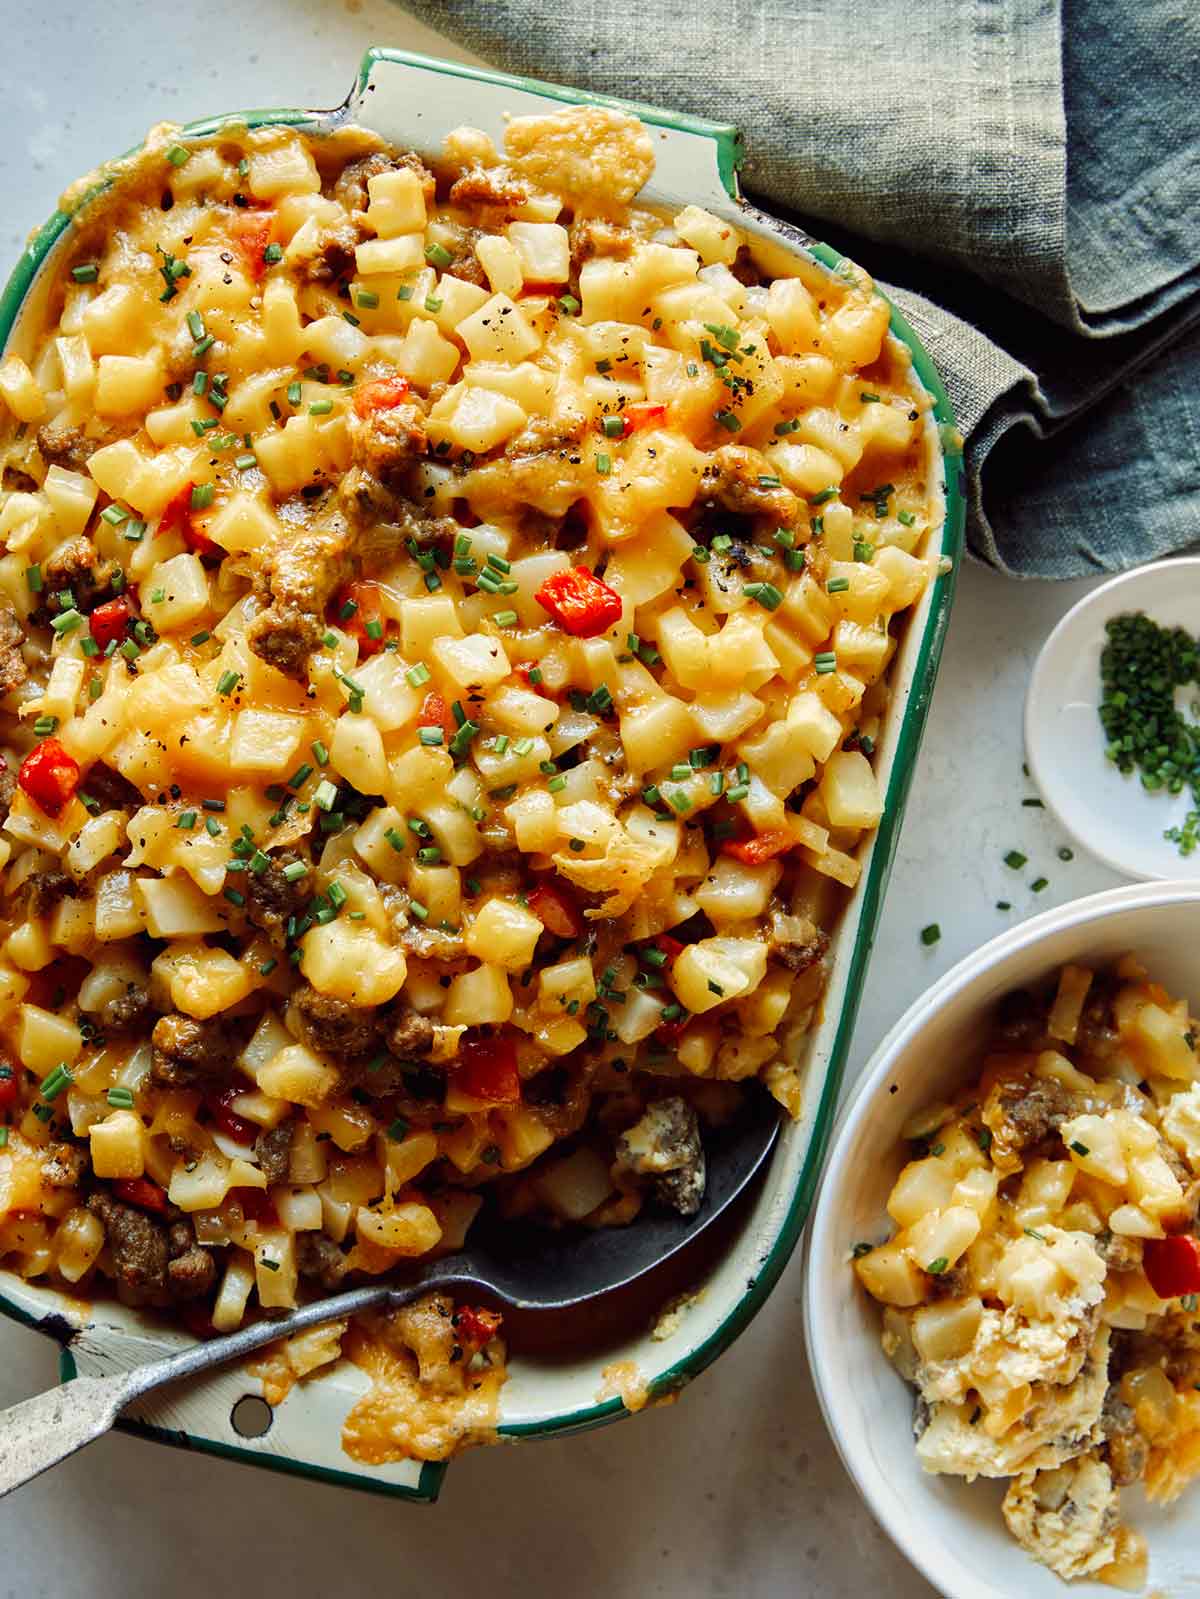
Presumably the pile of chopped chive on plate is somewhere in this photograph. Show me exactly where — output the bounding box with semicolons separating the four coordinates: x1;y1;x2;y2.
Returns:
1099;612;1200;854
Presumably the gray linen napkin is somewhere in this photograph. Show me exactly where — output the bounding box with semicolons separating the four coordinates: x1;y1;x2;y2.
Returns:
414;0;1200;578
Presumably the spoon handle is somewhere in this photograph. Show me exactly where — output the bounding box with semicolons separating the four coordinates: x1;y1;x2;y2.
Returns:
0;1374;134;1495
0;1268;482;1499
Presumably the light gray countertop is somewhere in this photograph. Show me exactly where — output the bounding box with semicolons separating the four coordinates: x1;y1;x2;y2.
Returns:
0;4;1124;1592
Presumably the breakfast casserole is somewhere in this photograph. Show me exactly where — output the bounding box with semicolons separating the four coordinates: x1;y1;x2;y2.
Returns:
0;103;938;1454
855;959;1200;1587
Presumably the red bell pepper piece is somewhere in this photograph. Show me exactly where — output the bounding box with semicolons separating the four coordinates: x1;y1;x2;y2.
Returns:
619;402;667;436
333;580;387;660
231;211;275;282
454;1034;521;1105
653;933;685;962
233;1187;279;1227
1143;1234;1200;1299
0;1062;19;1111
528;882;584;940
158;480;219;558
353;375;411;418
453;1304;503;1351
534;566;623;639
418;690;455;740
208;1087;258;1146
18;738;80;818
88;595;134;651
113;1177;168;1214
721;829;796;867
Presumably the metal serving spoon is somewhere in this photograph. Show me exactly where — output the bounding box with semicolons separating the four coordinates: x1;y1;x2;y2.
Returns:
0;1094;778;1497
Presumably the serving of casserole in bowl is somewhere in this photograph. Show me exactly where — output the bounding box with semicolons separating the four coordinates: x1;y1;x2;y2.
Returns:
806;884;1200;1598
0;48;962;1498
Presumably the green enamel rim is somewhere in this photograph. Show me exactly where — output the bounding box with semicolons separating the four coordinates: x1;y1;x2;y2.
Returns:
0;47;963;1482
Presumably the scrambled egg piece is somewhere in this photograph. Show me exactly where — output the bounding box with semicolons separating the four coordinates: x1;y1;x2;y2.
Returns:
1002;1455;1120;1580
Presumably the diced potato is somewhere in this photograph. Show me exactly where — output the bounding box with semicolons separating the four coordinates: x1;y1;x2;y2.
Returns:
456;293;540;364
355;234;426;275
906;1205;981;1273
53;1207;105;1284
887;1156;959;1229
211;1253;256;1332
672;205;739;265
17;1005;83;1075
475;235;524;298
95;352;164;417
854;1240;927;1307
819;749;882;830
89;1110;145;1179
442;962;513;1026
255;1229;298;1308
256;1043;338;1107
465;897;542;970
329;712;389;795
300;921;406;1006
366;167;427;237
1061;1113;1128;1186
356;1203;442;1256
138;876;225;938
912;1296;983;1363
506;222;570;283
432;631;511;690
0;355;45;422
42;465;98;538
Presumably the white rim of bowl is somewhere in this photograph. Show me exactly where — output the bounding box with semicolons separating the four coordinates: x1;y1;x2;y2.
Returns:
803;878;1200;1599
1023;557;1200;883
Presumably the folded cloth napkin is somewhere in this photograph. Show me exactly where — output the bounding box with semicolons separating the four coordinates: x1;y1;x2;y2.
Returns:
415;0;1200;578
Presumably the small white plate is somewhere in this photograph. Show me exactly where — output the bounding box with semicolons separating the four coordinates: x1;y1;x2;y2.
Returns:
1025;557;1200;880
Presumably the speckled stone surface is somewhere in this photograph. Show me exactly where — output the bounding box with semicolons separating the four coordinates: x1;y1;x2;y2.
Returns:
0;6;1122;1591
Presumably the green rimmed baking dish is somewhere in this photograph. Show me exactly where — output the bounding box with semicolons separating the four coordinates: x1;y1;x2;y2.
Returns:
0;45;964;1503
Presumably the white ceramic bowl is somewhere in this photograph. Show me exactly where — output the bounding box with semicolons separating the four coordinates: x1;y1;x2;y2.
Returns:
1025;557;1200;881
804;882;1200;1599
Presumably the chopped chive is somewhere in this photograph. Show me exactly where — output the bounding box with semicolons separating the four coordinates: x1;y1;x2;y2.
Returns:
177;810;198;832
190;483;215;510
557;294;581;315
355;289;380;309
190;630;210;646
920;924;941;946
308;399;333;416
492;610;518;627
1031;876;1049;892
743;581;783;611
51;609;83;635
327;880;348;909
282;861;308;883
71;262;100;284
418;726;444;746
827;577;850;594
25;565;42;593
287;763;313;789
714;410;741;432
406;662;430;688
809;488;838;506
166;145;191;167
106;1086;135;1109
311;740;329;767
408;899;429;922
216;669;240;696
1003;850;1027;869
595;453;611;476
813;652;837;674
425;242;453;269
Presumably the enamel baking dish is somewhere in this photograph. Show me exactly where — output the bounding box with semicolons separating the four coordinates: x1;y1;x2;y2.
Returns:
0;47;965;1501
